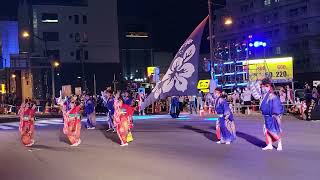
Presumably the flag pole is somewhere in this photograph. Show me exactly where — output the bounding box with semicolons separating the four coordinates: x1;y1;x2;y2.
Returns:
208;0;215;80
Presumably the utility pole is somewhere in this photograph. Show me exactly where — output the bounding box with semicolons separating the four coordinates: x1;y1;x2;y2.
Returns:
208;0;215;80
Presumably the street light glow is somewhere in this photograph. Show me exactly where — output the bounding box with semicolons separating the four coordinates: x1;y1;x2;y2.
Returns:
11;74;16;78
224;17;233;25
22;31;30;38
53;61;60;68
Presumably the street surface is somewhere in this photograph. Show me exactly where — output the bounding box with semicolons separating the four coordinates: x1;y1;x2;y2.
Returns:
0;114;319;180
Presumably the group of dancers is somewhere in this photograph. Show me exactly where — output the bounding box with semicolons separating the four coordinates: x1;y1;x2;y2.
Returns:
18;88;135;147
212;78;284;151
18;78;284;151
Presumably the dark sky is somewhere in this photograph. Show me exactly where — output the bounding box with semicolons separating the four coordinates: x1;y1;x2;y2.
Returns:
0;0;225;52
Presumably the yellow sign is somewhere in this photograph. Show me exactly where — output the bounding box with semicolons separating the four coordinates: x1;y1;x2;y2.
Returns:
197;80;210;89
243;57;293;82
0;84;6;94
147;67;156;77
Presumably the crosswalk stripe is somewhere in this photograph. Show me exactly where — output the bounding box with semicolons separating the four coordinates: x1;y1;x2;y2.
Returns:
37;120;63;125
0;125;15;130
34;123;48;127
5;123;20;127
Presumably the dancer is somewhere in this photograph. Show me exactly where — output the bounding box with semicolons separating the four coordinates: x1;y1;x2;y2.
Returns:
19;101;36;147
102;89;116;132
214;87;236;145
85;94;96;129
61;96;82;146
114;92;134;146
170;96;180;118
260;78;284;151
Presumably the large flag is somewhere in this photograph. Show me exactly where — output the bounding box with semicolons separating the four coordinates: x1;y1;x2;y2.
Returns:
141;16;208;110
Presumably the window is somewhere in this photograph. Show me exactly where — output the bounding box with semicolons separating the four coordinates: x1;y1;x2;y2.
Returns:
74;15;79;24
301;24;308;33
83;15;87;24
43;32;59;41
83;32;88;42
76;49;81;60
302;40;309;49
41;13;58;23
84;50;88;60
69;33;73;39
273;12;279;19
276;46;281;55
274;29;280;36
288;9;298;17
46;50;60;59
68;16;72;20
264;0;271;6
264;15;271;24
275;0;280;3
75;32;80;42
301;6;307;14
70;52;74;57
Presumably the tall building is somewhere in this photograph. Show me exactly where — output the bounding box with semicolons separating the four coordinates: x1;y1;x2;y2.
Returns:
18;0;120;99
214;0;320;82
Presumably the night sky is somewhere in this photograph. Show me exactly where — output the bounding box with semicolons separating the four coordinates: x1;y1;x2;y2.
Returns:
0;0;225;52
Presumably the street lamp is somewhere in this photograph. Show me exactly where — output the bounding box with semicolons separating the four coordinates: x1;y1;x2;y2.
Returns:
51;60;60;105
224;17;233;26
22;31;30;39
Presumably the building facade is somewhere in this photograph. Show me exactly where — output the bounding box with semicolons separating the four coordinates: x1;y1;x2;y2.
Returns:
18;0;121;100
214;0;320;83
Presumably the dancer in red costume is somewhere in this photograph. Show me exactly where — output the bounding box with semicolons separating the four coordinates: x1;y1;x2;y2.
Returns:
19;101;36;147
113;92;134;146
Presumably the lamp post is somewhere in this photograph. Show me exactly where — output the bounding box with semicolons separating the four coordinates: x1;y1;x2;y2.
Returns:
208;0;215;80
51;61;60;104
22;30;49;99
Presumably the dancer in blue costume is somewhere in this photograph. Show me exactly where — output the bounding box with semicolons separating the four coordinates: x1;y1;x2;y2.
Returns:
260;78;284;151
214;87;236;144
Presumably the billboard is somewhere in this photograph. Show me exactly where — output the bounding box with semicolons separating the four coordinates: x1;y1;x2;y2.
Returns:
243;57;293;82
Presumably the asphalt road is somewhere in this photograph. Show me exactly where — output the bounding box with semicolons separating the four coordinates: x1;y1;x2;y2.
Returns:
0;114;319;180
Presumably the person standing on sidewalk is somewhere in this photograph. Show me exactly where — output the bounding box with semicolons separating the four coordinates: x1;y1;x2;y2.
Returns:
260;78;284;151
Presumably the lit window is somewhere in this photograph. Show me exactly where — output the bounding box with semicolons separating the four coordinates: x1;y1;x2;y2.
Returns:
125;32;149;38
275;0;280;2
264;0;271;6
41;13;58;23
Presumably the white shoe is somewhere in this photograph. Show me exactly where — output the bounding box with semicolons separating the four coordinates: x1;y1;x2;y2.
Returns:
71;139;81;147
216;141;221;144
120;143;128;147
226;142;231;145
106;128;112;132
262;145;273;150
87;127;95;130
112;129;116;133
277;145;283;151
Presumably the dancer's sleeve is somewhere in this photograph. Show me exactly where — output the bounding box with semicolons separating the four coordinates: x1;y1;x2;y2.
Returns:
272;95;284;115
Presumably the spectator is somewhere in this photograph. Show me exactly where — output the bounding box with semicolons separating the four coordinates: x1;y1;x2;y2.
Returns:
241;87;252;114
279;87;286;104
286;85;294;105
312;87;319;101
